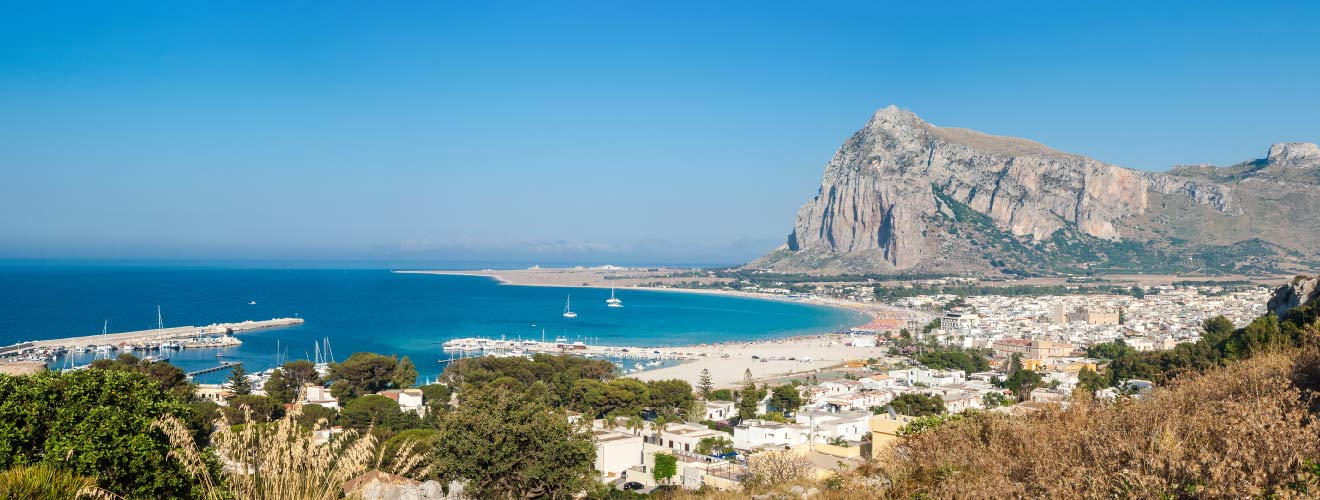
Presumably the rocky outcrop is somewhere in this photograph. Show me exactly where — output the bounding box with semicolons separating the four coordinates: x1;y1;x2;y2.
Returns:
760;106;1317;274
1269;276;1320;319
1142;173;1240;214
1265;142;1320;170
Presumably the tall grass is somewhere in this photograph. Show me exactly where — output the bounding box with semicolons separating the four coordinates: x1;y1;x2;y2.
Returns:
156;405;430;500
0;464;114;500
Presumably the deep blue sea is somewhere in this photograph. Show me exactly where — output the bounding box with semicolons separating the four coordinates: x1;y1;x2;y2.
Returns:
0;266;866;383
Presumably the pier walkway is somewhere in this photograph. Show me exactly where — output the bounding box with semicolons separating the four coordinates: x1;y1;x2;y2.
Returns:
186;361;242;377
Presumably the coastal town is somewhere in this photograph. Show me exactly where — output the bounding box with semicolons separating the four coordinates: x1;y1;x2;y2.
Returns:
6;264;1264;497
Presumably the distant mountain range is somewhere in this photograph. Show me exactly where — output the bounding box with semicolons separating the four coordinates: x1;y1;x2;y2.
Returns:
752;106;1320;276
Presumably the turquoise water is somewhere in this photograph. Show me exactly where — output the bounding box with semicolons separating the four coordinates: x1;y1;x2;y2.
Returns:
0;266;866;383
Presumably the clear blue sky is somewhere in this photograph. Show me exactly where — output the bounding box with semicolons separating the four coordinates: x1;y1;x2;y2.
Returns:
3;1;1317;266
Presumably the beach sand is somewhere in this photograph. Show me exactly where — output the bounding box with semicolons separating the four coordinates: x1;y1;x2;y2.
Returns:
632;335;891;387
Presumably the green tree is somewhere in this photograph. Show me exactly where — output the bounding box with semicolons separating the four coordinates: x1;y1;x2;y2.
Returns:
393;355;418;389
768;385;802;415
89;353;192;399
738;370;759;421
281;359;321;387
419;383;453;411
341;394;404;430
982;391;1010;408
263;367;297;404
1005;369;1044;401
329;352;400;400
227;363;252;395
223;394;283;423
646;379;694;417
379;428;441;477
431;388;596;499
0;370;201;498
697;368;714;399
294;403;338;429
1076;367;1109;394
653;453;678;485
887;393;945;417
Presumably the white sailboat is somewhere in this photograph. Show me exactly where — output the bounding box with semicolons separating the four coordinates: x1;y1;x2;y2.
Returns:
606;287;623;308
562;295;577;318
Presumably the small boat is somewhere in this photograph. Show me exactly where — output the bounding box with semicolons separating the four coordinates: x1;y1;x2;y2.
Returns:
247;300;257;305
606;287;623;307
633;362;645;371
646;360;662;367
562;295;577;318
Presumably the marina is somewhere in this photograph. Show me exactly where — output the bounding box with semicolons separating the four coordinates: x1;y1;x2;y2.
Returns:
0;317;305;364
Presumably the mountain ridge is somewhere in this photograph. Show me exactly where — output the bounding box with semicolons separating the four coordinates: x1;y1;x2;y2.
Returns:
752;106;1320;276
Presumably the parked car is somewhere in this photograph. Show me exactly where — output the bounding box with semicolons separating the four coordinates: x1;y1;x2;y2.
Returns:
621;481;644;491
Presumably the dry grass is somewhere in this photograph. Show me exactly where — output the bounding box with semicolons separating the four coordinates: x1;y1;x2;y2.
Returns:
873;347;1320;499
157;405;431;500
677;346;1320;500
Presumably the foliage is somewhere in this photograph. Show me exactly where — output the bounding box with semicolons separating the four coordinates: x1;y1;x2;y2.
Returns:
263;367;296;404
915;347;991;374
897;412;968;437
768;385;803;415
570;378;648;418
294;403;338;430
392;356;418;389
710;389;735;401
1004;369;1043;401
981;391;1010;408
646;379;695;418
430;387;596;499
0;369;201;498
329;352;406;400
0;464;107;500
419;383;453;411
697;369;713;399
90;353;192;399
340;394;421;431
652;453;678;485
738;370;759;421
227;363;252;395
440;353;616;406
886;393;945;417
695;436;733;456
378;428;441;478
223;394;284;424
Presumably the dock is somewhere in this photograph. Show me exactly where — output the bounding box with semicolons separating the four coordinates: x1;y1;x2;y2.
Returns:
186;361;242;377
25;318;305;350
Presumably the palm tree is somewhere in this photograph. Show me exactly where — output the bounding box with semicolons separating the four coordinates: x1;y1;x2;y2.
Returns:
626;415;645;436
653;416;672;446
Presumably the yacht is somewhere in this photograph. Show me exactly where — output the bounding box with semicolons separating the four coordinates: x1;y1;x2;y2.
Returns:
562;295;577;318
247;300;257;305
606;287;623;308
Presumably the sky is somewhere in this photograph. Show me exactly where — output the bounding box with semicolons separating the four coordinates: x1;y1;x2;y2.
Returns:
2;1;1318;267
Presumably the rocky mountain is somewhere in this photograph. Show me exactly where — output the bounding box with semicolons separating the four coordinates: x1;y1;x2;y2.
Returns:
753;106;1320;275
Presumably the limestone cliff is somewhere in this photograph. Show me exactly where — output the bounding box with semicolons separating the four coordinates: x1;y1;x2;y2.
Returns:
755;106;1319;275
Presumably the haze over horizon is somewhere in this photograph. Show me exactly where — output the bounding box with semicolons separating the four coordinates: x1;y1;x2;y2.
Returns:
3;1;1318;266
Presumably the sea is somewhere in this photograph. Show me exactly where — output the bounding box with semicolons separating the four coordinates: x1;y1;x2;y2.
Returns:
0;265;867;383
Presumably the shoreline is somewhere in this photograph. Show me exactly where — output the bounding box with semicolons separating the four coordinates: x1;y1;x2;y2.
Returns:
396;269;927;387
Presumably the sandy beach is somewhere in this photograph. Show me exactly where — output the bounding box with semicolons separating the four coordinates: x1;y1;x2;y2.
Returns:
631;335;892;387
399;267;930;387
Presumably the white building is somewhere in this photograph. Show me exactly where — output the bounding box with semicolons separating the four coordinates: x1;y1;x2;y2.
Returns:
377;388;425;414
732;419;811;450
303;384;339;410
593;429;644;480
656;423;732;455
702;400;736;421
